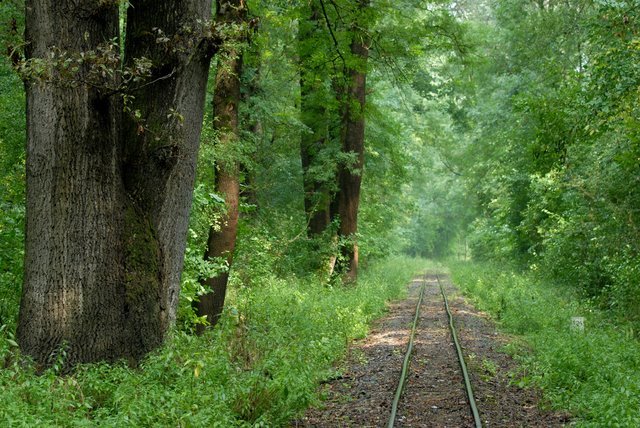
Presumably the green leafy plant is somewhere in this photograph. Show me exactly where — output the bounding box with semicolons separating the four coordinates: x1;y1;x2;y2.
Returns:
450;260;640;426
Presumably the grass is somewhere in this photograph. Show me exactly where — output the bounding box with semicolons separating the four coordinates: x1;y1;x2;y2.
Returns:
0;256;427;426
449;260;640;427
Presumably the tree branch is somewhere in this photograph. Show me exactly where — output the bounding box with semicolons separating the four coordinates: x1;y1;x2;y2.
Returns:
441;157;464;177
318;0;346;70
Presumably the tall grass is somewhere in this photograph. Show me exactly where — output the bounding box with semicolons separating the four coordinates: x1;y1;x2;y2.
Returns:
449;261;640;427
0;256;426;426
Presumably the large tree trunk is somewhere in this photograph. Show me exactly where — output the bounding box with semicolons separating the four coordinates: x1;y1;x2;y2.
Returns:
17;0;213;367
195;0;246;332
299;2;332;237
122;0;213;331
336;0;369;282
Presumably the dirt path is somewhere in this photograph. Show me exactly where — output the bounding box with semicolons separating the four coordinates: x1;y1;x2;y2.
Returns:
293;273;570;427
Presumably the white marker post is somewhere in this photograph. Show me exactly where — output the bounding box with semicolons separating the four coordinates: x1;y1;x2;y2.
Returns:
571;316;585;333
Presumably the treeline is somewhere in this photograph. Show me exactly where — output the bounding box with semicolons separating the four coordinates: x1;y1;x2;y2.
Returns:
449;0;640;324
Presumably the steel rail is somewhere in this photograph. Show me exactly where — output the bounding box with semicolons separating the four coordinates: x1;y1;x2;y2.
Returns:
437;274;483;428
387;275;427;428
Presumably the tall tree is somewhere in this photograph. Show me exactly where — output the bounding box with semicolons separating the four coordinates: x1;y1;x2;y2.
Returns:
336;0;370;281
17;0;215;367
299;1;335;237
195;0;248;332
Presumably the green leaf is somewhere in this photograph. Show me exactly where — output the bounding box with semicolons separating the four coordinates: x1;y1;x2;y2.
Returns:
209;193;225;203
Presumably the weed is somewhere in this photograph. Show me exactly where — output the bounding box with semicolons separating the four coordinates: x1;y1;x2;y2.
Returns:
481;358;498;378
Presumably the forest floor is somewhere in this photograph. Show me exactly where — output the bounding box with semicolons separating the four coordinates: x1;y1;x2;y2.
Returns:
292;274;572;427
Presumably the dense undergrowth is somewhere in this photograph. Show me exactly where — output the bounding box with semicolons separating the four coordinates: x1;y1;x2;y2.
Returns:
450;261;640;427
0;256;425;426
0;57;25;332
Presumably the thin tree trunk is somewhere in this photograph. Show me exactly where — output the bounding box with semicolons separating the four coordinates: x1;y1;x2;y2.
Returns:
242;121;261;211
239;47;263;213
336;0;369;282
195;0;246;332
17;0;213;367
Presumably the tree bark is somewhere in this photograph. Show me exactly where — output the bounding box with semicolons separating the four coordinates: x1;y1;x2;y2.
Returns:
195;0;246;333
336;0;369;282
17;0;213;367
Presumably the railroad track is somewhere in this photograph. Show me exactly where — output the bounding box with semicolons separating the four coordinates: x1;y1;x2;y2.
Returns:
387;274;482;428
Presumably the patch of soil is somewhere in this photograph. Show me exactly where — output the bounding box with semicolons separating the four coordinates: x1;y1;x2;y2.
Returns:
292;274;571;427
292;279;422;427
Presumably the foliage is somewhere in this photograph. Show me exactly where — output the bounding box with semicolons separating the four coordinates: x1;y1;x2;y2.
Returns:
3;0;640;424
0;4;25;331
450;261;640;427
0;257;425;426
444;0;640;327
